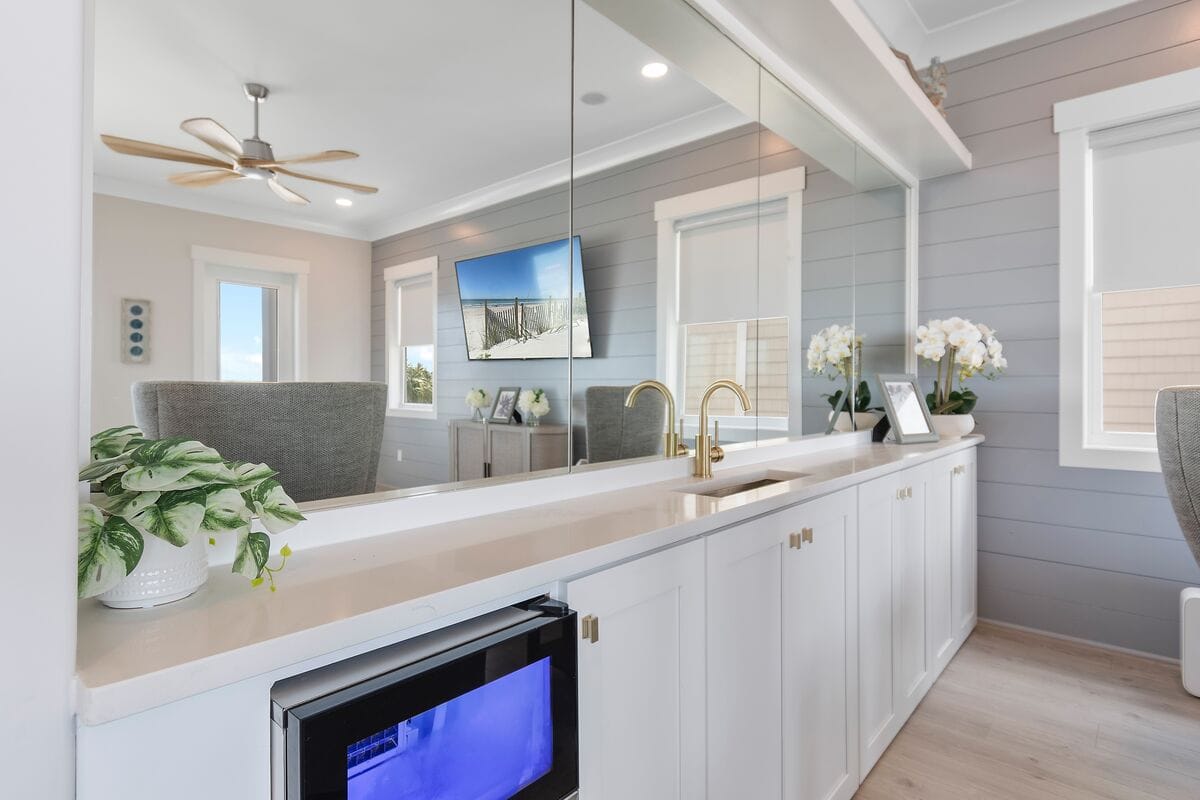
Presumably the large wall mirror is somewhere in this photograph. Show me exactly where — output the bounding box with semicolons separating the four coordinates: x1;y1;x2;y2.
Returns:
88;0;911;509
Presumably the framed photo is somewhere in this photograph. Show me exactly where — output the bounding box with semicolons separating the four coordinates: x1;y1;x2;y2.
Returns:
490;386;521;424
877;374;938;444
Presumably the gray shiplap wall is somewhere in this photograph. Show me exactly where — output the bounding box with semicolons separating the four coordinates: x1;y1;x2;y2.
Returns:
925;0;1200;657
371;123;906;489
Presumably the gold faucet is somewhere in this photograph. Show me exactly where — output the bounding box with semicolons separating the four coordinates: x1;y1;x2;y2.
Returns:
625;380;688;459
695;379;752;478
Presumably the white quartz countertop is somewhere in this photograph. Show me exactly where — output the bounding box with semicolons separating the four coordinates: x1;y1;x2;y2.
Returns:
76;435;982;725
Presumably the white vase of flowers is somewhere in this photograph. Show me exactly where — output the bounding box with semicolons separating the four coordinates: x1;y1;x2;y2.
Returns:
465;388;491;421
517;388;550;426
914;316;1007;438
807;323;877;431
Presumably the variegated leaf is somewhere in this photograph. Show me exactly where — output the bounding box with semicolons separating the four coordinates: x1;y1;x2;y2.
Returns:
94;490;160;518
127;488;207;547
79;453;132;483
226;461;278;491
202;486;250;534
246;479;305;534
89;425;143;460
145;461;239;491
121;438;227;491
78;505;144;598
232;529;270;579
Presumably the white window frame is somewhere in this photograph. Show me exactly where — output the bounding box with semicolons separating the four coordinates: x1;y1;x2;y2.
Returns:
191;245;309;382
654;167;806;436
383;255;439;419
1054;67;1200;472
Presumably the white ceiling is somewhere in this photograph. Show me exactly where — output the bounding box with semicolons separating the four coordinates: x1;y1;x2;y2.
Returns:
854;0;1142;65
93;0;738;241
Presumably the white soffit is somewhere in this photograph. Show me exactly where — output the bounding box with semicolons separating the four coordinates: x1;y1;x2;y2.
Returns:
855;0;1142;64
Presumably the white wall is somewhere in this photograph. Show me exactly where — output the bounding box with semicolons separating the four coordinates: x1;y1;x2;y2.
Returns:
91;194;372;430
0;0;83;795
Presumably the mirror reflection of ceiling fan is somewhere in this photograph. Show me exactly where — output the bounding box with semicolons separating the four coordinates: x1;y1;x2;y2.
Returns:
100;83;378;206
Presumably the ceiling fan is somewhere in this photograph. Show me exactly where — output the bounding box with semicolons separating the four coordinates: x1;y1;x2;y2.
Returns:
100;83;378;206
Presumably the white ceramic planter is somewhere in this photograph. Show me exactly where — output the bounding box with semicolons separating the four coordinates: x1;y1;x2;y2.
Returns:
831;410;882;433
98;533;209;609
931;413;976;439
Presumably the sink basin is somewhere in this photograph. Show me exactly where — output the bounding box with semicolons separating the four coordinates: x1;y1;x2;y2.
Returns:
683;470;808;498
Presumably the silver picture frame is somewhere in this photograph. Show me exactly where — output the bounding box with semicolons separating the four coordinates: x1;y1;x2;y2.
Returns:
877;373;939;444
490;386;521;424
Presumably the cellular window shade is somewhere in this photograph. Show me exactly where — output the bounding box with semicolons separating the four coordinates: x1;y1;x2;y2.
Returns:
677;203;787;324
1091;119;1200;293
398;275;433;344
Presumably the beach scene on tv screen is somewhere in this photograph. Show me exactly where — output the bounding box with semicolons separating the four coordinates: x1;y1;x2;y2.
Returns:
456;238;592;360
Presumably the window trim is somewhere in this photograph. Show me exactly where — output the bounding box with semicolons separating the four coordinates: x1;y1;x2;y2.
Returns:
191;245;309;382
1053;67;1200;472
383;256;439;420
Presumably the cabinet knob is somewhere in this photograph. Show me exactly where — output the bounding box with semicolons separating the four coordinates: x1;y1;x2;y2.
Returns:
789;532;801;549
802;527;813;544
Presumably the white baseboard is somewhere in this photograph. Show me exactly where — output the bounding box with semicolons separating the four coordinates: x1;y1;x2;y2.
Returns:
978;617;1180;665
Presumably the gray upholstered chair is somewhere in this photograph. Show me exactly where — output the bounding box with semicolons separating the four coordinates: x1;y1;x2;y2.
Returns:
584;385;667;464
131;381;387;503
1157;387;1200;567
1156;386;1200;696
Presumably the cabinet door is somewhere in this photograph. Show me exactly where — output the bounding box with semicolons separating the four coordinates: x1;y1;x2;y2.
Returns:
780;489;859;800
926;456;956;678
857;476;898;774
567;539;706;800
706;515;785;800
489;427;528;477
452;424;486;481
894;465;930;719
952;449;978;641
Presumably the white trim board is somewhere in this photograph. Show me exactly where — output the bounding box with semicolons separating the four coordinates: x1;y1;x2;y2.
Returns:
979;618;1180;665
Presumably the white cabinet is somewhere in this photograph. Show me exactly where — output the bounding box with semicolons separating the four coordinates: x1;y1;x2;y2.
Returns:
567;539;706;800
949;449;978;643
706;488;858;800
928;448;979;677
858;465;931;775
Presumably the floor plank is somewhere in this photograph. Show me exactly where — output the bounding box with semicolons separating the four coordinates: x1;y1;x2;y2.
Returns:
856;623;1200;799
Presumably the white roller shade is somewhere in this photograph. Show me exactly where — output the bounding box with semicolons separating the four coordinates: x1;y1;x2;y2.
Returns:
398;275;433;345
677;202;787;324
1092;116;1200;293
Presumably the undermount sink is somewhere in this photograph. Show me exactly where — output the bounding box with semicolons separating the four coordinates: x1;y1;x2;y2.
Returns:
683;470;808;498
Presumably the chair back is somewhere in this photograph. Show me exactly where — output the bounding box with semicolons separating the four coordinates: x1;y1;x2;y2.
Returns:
1157;386;1200;566
131;381;387;503
584;385;666;464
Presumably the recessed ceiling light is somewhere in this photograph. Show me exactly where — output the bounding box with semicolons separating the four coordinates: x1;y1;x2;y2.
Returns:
335;197;353;207
641;62;668;79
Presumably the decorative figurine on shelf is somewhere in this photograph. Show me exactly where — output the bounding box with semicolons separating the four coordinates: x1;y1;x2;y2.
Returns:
922;57;949;117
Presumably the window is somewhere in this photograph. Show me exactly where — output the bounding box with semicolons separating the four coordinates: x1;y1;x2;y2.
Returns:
1055;68;1200;471
384;256;438;417
192;246;307;382
654;167;806;435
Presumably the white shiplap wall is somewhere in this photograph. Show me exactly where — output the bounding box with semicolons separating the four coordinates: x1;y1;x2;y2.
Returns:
924;0;1200;657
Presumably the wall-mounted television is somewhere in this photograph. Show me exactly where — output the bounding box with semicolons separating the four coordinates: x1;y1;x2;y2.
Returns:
455;236;592;360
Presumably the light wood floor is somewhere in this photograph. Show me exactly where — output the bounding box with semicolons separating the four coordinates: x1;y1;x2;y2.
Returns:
856;623;1200;800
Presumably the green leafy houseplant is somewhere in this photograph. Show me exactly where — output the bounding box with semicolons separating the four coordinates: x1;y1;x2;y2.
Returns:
825;380;873;414
77;425;304;599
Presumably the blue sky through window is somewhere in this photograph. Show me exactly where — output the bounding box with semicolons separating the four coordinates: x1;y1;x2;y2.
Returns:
219;282;269;381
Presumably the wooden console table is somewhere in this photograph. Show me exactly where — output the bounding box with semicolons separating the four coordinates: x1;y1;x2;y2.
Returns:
448;419;569;480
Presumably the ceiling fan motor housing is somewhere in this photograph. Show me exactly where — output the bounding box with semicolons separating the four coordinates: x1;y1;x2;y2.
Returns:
240;138;275;163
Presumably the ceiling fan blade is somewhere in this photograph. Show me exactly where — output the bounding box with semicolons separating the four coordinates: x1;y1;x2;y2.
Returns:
268;149;359;166
273;167;378;194
268;177;309;205
168;169;244;188
100;134;232;169
181;118;243;159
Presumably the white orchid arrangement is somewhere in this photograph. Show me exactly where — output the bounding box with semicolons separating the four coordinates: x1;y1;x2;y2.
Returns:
465;388;491;411
914;317;1007;415
807;324;872;413
517;388;550;419
77;426;304;599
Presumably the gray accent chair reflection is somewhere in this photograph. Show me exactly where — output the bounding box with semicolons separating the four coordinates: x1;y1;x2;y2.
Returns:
1156;386;1200;696
131;381;387;503
1157;387;1200;567
584;385;666;464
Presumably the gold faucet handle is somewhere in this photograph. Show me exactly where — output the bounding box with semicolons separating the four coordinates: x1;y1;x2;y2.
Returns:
710;419;725;464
